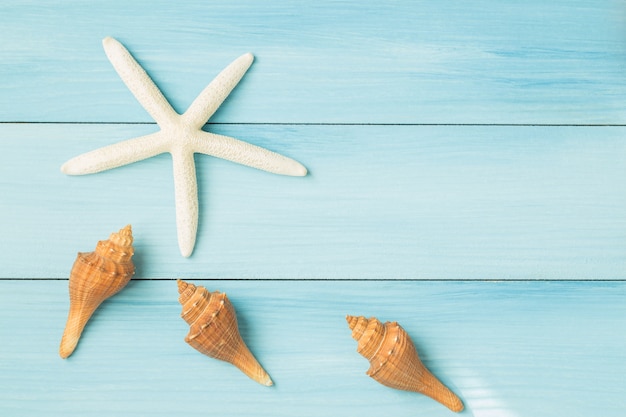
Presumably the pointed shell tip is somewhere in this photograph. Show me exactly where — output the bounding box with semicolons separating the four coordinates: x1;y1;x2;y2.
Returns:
257;373;273;387
346;315;361;331
59;336;77;359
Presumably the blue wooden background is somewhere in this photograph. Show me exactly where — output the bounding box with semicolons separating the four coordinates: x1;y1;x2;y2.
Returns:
1;1;625;416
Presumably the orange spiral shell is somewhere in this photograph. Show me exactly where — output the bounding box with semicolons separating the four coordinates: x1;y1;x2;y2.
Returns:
59;225;135;359
178;279;273;386
347;315;463;412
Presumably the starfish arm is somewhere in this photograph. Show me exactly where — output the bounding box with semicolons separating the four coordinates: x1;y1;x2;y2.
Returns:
182;53;254;129
103;37;179;127
171;149;199;257
192;131;308;176
61;132;170;175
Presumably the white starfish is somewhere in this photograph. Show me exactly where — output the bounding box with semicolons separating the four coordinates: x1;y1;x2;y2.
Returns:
61;37;307;257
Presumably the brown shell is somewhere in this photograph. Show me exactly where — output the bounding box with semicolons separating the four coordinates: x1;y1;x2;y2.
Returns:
347;315;463;412
59;225;135;359
177;279;273;386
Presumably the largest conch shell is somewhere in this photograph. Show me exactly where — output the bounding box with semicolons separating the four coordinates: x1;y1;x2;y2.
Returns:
177;279;273;386
346;315;463;412
59;225;135;358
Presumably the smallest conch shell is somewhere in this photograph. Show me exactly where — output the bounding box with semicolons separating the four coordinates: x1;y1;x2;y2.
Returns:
347;315;463;412
177;279;273;386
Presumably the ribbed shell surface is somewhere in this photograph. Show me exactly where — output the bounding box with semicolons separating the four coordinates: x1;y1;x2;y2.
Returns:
178;280;273;386
347;315;463;412
59;225;135;359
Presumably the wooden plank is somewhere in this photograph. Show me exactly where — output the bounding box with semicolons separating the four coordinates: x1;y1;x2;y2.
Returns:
1;123;624;279
2;2;624;417
1;0;625;124
0;280;624;416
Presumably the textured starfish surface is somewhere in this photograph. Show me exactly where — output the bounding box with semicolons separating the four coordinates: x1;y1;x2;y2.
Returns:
62;37;307;257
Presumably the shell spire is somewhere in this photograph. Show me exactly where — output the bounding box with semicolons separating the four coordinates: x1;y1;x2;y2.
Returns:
346;315;463;413
177;279;273;386
59;225;135;359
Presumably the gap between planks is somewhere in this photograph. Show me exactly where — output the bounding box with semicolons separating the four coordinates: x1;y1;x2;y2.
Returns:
3;121;626;127
1;278;625;282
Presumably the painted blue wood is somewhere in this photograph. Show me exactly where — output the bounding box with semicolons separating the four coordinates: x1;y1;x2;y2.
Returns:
1;0;625;415
0;280;624;417
1;123;624;279
0;0;625;124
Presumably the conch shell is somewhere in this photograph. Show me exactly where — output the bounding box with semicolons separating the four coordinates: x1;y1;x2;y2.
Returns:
59;225;135;359
346;315;463;412
177;279;273;386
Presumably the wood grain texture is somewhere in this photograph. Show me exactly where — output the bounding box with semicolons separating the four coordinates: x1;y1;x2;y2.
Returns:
0;280;624;417
0;0;625;124
1;0;625;415
1;123;624;279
